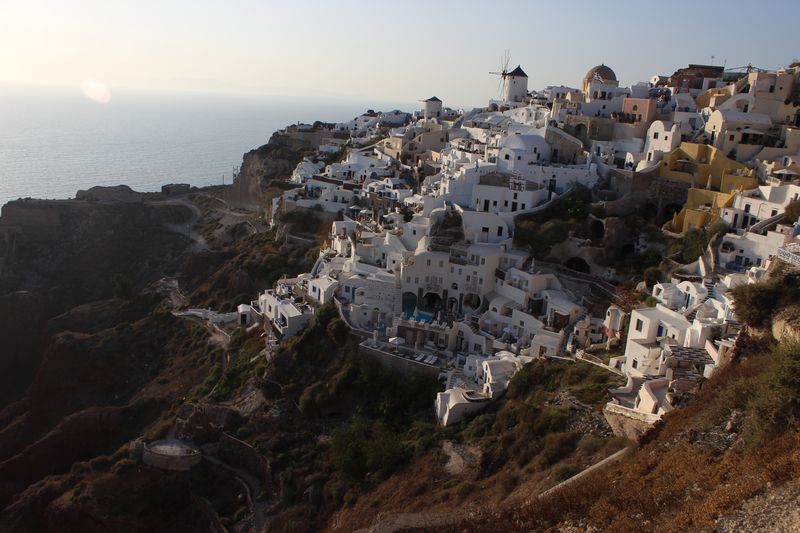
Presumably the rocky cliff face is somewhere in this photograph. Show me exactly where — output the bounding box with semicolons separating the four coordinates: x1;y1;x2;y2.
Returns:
226;130;325;207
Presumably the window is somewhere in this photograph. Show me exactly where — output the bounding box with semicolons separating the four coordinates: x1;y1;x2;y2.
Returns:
664;136;668;141
466;275;470;281
517;155;521;160
414;277;419;284
632;360;638;369
521;204;526;210
504;200;508;207
497;226;503;236
744;204;751;213
493;200;497;206
481;226;489;233
513;193;518;200
654;132;659;139
729;134;735;141
632;104;638;111
504;154;510;160
772;210;778;217
635;318;643;332
426;259;431;266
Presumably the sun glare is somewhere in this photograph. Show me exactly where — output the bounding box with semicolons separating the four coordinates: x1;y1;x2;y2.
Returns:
80;79;112;104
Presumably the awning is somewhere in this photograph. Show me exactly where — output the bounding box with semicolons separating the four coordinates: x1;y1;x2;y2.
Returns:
773;168;799;175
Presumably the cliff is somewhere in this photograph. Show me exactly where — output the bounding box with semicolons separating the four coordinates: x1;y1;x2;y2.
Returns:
226;128;346;208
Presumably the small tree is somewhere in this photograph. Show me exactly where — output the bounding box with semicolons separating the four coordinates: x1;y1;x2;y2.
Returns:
785;199;800;224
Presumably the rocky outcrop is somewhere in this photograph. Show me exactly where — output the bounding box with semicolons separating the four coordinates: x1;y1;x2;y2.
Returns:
75;185;146;203
772;307;800;342
227;130;329;207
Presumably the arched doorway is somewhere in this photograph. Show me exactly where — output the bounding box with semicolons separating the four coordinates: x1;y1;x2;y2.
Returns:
573;123;588;143
590;220;605;242
447;297;458;312
421;292;442;311
463;293;481;311
402;292;417;318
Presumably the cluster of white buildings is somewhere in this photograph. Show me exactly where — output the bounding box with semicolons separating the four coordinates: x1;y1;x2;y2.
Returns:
603;274;746;431
240;58;800;432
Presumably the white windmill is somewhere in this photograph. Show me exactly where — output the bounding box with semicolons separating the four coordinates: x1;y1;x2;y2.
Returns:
489;50;528;103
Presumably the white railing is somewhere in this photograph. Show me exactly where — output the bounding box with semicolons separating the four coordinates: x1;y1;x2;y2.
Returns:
778;243;800;266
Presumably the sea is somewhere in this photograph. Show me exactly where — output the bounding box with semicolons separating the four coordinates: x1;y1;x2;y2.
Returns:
0;85;409;209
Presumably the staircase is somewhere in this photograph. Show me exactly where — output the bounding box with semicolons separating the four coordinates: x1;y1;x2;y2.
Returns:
685;277;717;321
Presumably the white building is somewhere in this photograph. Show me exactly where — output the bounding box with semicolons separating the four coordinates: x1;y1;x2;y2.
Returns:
436;351;529;426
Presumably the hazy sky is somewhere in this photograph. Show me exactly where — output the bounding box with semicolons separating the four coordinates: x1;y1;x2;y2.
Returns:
2;0;798;108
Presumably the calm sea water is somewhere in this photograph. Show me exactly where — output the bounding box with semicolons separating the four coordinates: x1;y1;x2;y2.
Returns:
0;86;406;209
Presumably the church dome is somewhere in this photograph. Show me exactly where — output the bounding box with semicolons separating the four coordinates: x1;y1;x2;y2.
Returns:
584;64;617;84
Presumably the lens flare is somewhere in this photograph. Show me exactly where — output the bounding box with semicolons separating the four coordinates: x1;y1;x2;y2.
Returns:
80;79;112;104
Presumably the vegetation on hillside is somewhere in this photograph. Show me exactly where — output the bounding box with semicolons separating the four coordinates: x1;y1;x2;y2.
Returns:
449;273;800;532
514;186;592;257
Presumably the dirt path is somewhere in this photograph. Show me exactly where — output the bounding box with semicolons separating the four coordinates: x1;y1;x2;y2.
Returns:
441;441;481;476
150;197;209;252
204;454;269;533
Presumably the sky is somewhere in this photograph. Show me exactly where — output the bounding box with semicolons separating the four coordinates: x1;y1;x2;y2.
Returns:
2;0;799;108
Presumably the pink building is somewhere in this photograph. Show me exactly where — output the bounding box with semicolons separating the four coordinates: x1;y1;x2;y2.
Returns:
619;98;656;124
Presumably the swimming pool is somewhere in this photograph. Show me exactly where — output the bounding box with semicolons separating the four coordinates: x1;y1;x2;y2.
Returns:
405;310;434;323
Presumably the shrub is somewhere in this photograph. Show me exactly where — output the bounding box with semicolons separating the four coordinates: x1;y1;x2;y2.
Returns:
681;229;707;263
298;381;329;417
744;340;800;446
730;273;800;328
498;471;519;495
536;432;579;468
642;249;662;268
456;481;476;501
785;199;800;223
330;418;408;483
553;462;581;481
643;266;662;287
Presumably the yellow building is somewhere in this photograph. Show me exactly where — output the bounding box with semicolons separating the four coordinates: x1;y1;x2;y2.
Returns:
659;143;757;193
663;188;735;234
660;143;757;234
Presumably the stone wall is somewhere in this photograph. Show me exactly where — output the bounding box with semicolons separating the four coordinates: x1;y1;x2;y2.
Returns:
142;441;202;471
603;402;660;441
358;343;441;378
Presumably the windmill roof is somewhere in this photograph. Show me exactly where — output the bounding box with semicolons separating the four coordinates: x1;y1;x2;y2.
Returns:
425;96;442;102
507;65;528;77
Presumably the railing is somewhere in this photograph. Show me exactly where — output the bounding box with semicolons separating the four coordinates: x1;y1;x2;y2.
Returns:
778;244;800;266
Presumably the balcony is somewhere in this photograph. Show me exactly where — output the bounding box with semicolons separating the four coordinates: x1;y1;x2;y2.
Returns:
778;243;800;267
